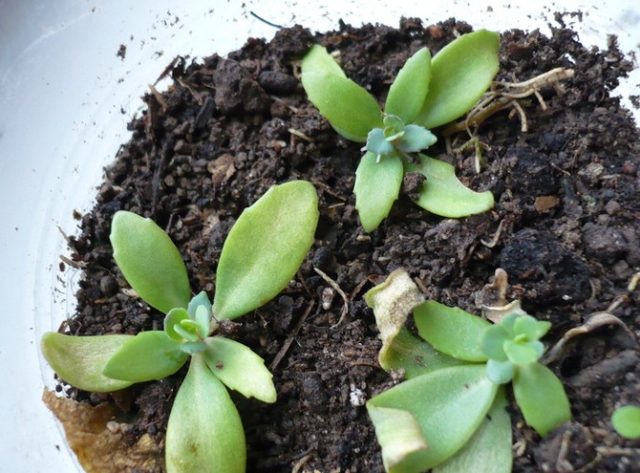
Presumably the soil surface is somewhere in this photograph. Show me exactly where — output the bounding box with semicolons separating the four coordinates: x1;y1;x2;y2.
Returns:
56;17;640;473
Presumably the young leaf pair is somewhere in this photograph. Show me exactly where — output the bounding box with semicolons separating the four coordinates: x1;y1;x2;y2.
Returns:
42;180;319;473
301;30;499;232
364;270;571;473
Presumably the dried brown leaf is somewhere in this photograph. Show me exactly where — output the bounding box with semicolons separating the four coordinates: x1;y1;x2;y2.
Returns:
43;390;164;473
207;153;236;186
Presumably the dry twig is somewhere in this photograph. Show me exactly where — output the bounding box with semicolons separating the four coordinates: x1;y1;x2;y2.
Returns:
443;67;575;137
269;301;315;371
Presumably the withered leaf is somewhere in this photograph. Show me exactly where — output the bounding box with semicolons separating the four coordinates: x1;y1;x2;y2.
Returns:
43;390;164;473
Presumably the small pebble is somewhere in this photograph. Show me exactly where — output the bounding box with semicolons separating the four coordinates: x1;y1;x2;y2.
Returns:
604;200;621;215
99;275;118;297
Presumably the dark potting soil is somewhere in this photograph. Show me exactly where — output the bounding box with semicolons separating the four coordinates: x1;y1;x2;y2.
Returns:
56;17;640;473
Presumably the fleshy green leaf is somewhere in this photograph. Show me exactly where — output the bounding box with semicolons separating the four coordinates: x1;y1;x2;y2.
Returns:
434;388;512;473
41;332;133;392
103;331;188;382
301;71;382;142
513;363;571;436
382;328;465;378
486;359;514;385
500;312;520;334
396;125;437;153
203;336;276;403
368;365;498;473
165;308;190;342
367;405;428;471
110;211;191;314
165;355;245;473
481;325;510;361
612;406;640;439
513;315;551;340
187;291;212;319
213;181;318;319
385;48;432;123
301;46;382;143
354;151;404;232
194;305;211;338
366;128;395;157
301;45;347;78
410;154;494;218
413;300;491;362
173;322;201;342
415;30;500;128
504;340;539;365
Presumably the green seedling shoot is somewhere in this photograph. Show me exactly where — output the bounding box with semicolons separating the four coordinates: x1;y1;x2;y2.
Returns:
301;30;500;232
41;180;319;473
612;405;640;439
364;270;571;473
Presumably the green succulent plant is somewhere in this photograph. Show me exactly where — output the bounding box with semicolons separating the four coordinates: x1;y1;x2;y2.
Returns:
364;269;571;473
301;30;500;232
612;405;640;439
42;180;319;473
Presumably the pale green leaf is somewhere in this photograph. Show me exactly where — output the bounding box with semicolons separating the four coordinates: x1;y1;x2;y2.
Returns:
410;155;494;218
513;315;551;341
41;332;133;392
301;44;346;78
434;388;512;473
500;312;520;334
413;300;491;362
504;340;540;365
110;211;191;314
367;405;428;471
173;323;200;343
354;151;404;232
194;305;211;338
415;30;500;128
166;355;245;473
203;336;276;403
164;308;190;342
481;325;509;361
486;359;514;385
187;291;212;318
612;405;640;439
213;180;318;319
385;48;432;123
396;125;437;153
103;331;188;382
513;363;571;436
368;365;498;473
366;128;395;157
301;71;382;142
383;114;405;133
382;328;464;378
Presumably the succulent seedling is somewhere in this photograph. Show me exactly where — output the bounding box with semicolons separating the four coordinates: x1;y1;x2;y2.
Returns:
301;30;500;231
42;180;319;473
364;270;571;473
612;405;640;439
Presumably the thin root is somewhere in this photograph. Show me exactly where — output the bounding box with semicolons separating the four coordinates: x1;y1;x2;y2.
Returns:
555;430;574;472
453;136;490;173
270;301;315;371
443;67;575;137
289;128;314;142
291;454;312;473
480;220;505;248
